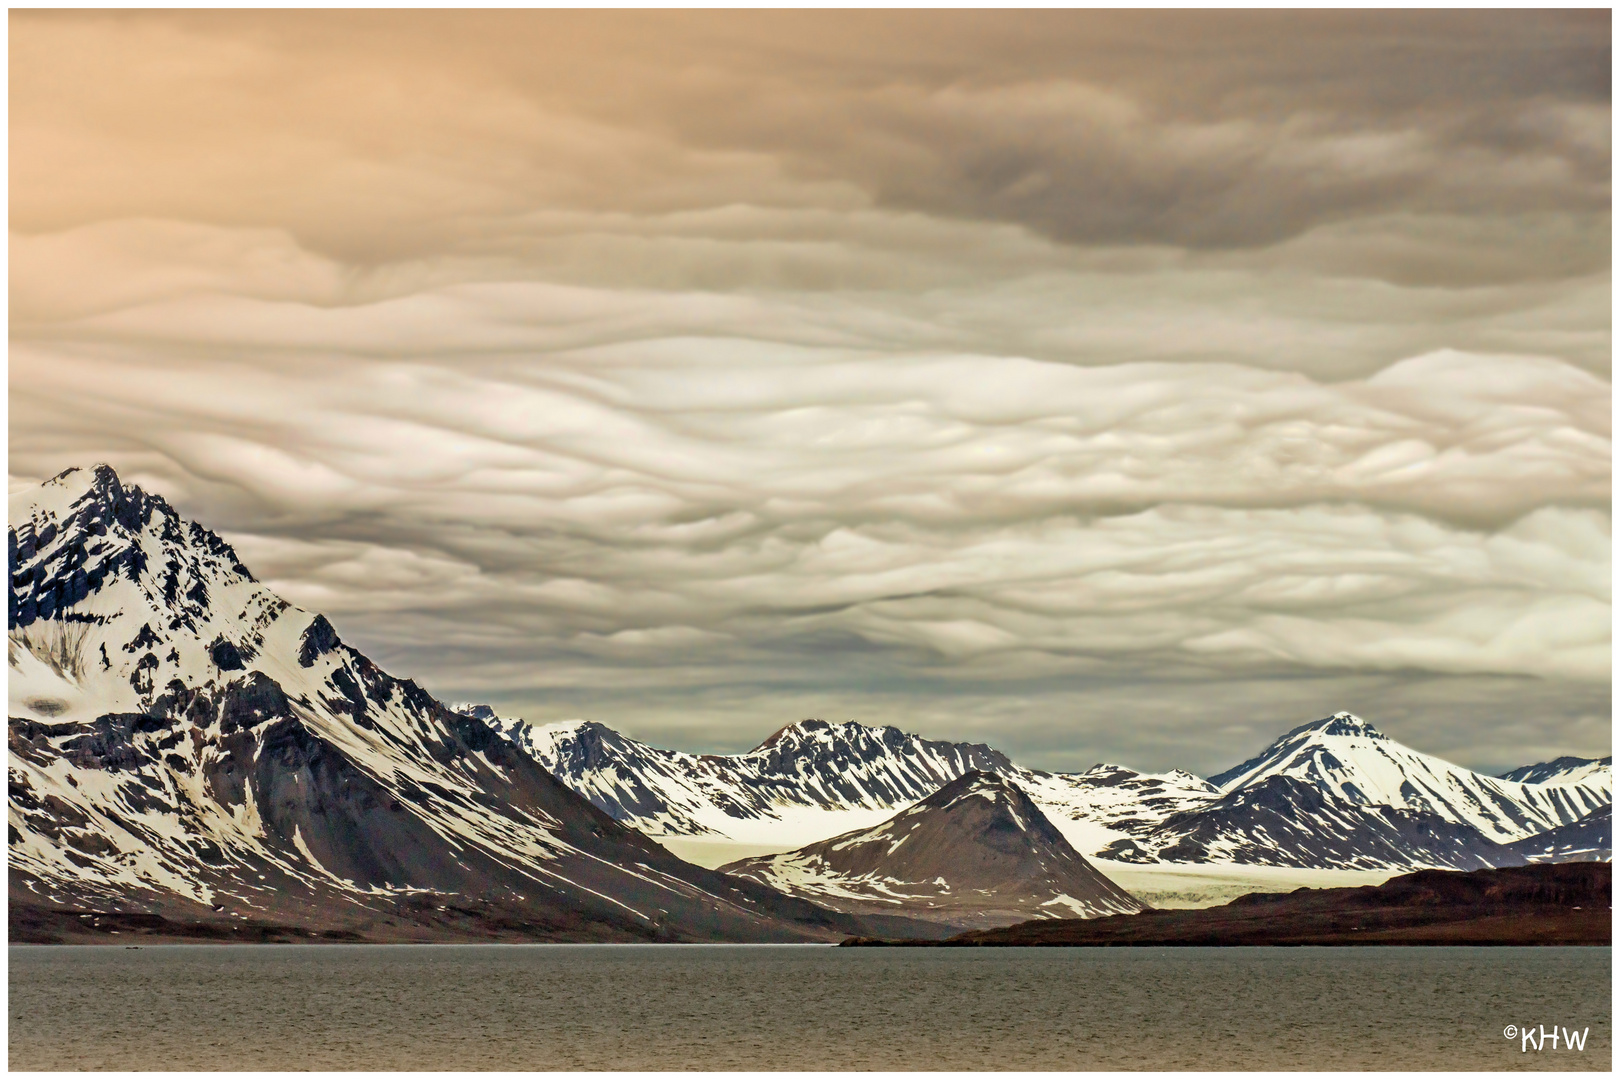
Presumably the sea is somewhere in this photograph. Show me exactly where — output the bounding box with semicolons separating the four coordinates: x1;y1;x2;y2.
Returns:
9;944;1610;1071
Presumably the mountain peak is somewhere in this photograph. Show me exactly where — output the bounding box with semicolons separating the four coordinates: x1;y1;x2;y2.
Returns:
10;464;258;632
1308;712;1385;739
32;463;167;525
927;769;1015;804
751;718;837;751
720;767;1145;927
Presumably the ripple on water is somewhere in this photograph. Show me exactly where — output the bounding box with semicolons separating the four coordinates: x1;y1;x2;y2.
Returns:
8;944;1611;1071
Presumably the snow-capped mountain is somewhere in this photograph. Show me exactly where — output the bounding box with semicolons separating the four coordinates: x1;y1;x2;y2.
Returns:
1096;775;1519;870
458;705;1224;857
7;466;900;942
1499;805;1611;865
1094;713;1612;871
1500;756;1613;788
478;705;1611;875
1017;764;1222;856
1206;713;1606;844
720;771;1144;929
459;709;1019;849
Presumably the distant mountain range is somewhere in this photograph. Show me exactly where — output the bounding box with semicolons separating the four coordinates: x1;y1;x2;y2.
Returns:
476;706;1610;873
8;466;1610;944
1499;756;1613;786
460;709;1012;848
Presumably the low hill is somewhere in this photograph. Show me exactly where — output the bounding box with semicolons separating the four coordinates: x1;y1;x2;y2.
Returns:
840;862;1610;947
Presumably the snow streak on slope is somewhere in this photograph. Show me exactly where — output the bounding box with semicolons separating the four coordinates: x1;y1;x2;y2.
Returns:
1207;713;1606;844
7;467;883;942
476;705;1612;875
1499;805;1612;865
720;771;1144;928
465;710;1018;846
1091;713;1614;871
1499;756;1613;789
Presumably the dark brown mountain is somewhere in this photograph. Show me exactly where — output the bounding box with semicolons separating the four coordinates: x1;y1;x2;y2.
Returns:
720;771;1145;929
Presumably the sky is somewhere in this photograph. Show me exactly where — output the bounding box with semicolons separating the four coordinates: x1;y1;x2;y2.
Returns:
9;10;1611;774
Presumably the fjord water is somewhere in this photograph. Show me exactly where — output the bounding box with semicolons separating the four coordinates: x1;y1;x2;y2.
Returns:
10;944;1609;1071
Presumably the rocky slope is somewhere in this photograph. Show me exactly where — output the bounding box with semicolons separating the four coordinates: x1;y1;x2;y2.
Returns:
719;771;1144;929
1500;805;1611;864
7;466;926;942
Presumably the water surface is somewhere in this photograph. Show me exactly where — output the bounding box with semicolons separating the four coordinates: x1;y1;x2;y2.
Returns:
10;944;1609;1070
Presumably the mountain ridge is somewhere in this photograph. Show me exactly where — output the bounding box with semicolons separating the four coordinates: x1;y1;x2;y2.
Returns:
468;706;1610;873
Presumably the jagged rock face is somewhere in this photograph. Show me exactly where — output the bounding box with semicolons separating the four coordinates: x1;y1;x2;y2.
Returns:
1501;805;1612;864
7;466;889;942
471;711;1025;841
720;772;1144;929
469;704;1612;874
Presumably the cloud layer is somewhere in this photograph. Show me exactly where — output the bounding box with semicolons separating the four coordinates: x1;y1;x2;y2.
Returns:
9;12;1610;770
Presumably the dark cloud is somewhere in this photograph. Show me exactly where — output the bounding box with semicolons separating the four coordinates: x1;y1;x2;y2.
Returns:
11;11;1610;264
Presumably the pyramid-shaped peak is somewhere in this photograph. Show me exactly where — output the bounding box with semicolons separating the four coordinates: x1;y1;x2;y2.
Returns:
1311;712;1385;739
720;765;1146;924
935;769;1009;796
922;770;1036;814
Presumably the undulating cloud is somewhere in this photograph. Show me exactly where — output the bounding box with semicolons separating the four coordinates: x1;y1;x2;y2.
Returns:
9;11;1610;771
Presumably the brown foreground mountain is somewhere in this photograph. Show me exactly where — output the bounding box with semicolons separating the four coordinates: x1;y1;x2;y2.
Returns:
721;772;1144;929
840;862;1611;947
